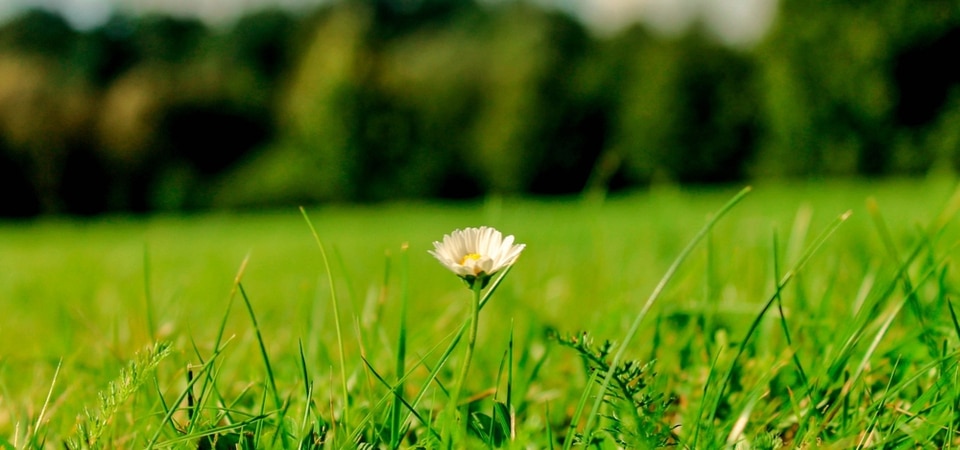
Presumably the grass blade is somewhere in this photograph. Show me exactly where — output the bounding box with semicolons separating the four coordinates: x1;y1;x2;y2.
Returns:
390;244;409;449
704;210;851;435
507;319;515;441
562;368;600;450
690;346;725;448
237;283;281;410
33;357;61;438
772;229;810;391
948;299;960;342
300;206;351;434
866;197;936;356
580;186;753;443
360;356;440;441
143;244;156;340
146;338;233;447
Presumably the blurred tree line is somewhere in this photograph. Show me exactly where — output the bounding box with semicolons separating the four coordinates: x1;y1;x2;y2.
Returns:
1;0;958;217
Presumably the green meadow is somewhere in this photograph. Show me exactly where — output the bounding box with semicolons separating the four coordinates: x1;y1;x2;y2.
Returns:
4;178;960;448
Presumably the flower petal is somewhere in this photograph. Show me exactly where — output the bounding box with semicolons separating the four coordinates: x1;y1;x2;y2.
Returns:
429;226;524;282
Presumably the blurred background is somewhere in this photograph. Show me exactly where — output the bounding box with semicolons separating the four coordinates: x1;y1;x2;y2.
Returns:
0;0;956;217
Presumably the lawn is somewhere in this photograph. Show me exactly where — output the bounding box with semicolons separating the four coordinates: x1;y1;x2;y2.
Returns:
2;178;960;448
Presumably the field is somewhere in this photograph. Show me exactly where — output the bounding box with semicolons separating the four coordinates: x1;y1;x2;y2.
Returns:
3;178;960;448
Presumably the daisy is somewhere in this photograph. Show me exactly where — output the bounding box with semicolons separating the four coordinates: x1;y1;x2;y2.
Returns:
429;226;525;288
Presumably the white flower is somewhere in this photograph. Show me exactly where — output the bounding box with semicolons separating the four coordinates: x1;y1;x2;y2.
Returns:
429;226;525;287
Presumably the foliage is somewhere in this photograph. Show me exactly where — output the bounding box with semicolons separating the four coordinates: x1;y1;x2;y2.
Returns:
0;1;959;216
3;180;960;447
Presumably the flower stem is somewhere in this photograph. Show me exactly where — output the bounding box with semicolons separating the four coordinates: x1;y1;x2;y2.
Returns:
449;280;483;440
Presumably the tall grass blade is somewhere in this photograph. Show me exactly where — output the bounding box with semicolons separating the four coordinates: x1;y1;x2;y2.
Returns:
856;357;900;449
152;376;175;434
866;198;935;355
930;182;960;234
298;339;314;433
390;244;409;449
479;263;515;310
237;282;293;447
33;357;61;439
847;261;943;391
703;231;716;357
214;254;249;358
238;283;282;410
146;338;233;448
151;414;267;448
772;230;809;389
142;244;156;339
948;300;960;342
690;346;724;448
515;333;552;417
826;240;926;382
347;325;463;444
579;186;753;443
184;335;231;434
705;209;851;436
507;320;515;441
562;368;600;450
300;206;351;432
257;384;269;448
545;401;555;450
487;347;510;448
360;356;439;441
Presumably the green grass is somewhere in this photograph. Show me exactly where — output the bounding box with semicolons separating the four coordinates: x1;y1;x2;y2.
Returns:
3;178;960;448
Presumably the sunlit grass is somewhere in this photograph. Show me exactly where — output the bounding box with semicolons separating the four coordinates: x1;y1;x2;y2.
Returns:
2;178;960;447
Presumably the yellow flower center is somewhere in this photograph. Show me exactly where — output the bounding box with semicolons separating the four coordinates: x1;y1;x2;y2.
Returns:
460;253;482;265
